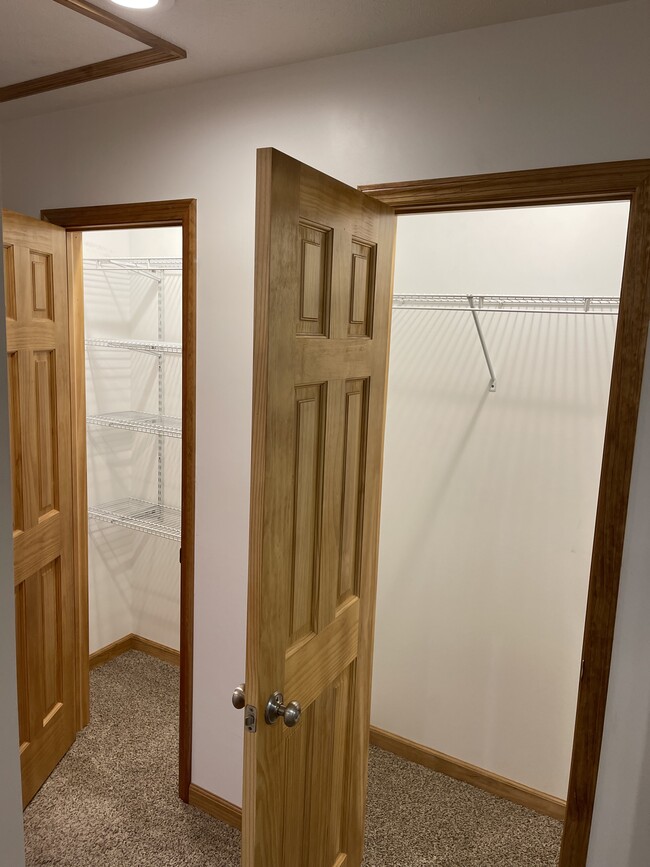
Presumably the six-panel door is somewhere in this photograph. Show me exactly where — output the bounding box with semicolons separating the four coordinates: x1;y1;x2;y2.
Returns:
243;150;396;866
3;210;77;806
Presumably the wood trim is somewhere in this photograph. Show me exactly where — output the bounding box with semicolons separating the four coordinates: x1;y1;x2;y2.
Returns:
90;633;180;669
359;159;650;213
131;634;180;667
369;726;566;821
0;0;186;103
188;783;243;830
66;231;90;730
89;634;135;669
362;159;650;867
42;199;197;804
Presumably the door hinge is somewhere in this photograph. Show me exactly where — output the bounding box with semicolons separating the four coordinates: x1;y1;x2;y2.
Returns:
179;547;182;563
244;705;257;733
580;659;585;681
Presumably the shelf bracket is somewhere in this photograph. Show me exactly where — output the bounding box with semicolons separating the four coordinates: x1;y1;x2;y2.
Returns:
467;294;497;392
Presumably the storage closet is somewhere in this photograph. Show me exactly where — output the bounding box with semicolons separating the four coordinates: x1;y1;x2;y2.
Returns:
83;228;183;657
371;202;630;807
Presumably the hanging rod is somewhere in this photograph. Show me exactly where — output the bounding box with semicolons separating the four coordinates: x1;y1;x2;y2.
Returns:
392;294;620;314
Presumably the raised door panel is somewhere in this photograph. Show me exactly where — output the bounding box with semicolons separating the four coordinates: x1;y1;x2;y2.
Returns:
3;210;77;807
244;150;395;867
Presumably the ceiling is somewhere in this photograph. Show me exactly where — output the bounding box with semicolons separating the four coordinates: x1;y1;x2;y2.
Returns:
0;0;630;121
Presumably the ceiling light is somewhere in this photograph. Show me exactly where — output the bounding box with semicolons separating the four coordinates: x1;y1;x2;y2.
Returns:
110;0;160;8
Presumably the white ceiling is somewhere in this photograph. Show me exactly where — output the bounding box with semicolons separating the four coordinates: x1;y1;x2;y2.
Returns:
0;0;630;121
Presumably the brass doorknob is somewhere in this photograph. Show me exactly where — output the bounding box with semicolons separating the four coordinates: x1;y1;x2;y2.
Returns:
265;691;302;728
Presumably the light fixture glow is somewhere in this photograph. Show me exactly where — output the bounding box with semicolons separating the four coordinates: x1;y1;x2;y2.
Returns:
110;0;160;8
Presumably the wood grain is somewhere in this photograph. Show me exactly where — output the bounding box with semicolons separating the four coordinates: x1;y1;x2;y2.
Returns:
0;0;186;103
370;726;566;821
188;783;242;830
3;210;77;807
41;198;197;804
66;231;89;730
89;633;180;669
243;149;396;867
362;159;650;867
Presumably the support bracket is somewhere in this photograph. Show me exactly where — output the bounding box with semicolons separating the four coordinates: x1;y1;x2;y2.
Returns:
467;294;497;392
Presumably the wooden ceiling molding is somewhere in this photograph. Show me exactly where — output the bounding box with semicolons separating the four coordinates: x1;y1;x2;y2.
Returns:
0;0;186;103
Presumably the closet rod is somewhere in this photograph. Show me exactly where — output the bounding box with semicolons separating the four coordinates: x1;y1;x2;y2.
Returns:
392;294;620;314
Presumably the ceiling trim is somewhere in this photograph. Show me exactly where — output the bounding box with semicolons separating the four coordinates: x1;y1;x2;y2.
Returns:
0;0;186;103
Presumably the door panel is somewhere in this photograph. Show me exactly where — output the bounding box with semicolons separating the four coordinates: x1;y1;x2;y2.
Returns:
243;150;395;867
3;210;77;807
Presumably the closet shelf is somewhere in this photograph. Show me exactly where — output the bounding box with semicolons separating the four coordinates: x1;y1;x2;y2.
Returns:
87;411;182;438
392;294;620;314
85;337;182;355
89;498;181;541
83;257;182;273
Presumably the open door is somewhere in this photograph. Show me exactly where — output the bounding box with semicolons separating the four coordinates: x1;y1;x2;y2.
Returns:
3;210;78;806
241;149;396;866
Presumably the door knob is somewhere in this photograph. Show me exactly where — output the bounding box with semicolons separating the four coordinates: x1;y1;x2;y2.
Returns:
265;691;302;728
232;683;246;710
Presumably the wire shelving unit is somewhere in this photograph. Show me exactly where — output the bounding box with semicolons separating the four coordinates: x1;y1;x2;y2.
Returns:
391;293;621;393
86;257;182;542
88;498;181;542
87;411;182;438
85;337;182;355
392;294;620;314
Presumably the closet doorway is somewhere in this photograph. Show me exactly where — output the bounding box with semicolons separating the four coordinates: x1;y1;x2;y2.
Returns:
367;201;628;866
357;163;650;867
39;200;196;802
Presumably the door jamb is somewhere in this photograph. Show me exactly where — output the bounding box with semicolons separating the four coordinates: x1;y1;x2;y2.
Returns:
41;199;197;802
360;158;650;867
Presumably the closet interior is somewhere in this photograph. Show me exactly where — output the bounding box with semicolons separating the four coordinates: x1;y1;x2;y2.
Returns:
370;202;630;827
83;227;183;661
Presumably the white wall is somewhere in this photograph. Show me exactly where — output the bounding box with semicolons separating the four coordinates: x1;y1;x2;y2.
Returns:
1;1;649;861
84;228;182;653
372;203;628;799
0;171;26;867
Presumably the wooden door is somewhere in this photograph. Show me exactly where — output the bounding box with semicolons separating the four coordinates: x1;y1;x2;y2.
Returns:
3;210;77;806
243;150;396;867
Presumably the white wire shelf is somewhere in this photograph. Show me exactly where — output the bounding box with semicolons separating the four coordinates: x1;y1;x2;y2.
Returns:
89;498;181;541
87;411;182;438
85;337;182;355
84;257;182;272
392;294;620;314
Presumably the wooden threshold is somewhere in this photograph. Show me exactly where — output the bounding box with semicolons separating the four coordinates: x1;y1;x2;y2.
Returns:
370;726;566;821
90;633;180;669
188;783;243;830
0;0;186;103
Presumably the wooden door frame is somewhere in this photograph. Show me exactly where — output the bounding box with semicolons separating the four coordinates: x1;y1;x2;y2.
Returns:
360;158;650;867
41;199;197;802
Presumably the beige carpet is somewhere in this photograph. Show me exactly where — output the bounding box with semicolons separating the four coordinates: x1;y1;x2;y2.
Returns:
23;652;562;866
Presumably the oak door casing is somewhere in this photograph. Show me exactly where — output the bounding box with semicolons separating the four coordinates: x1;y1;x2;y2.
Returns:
3;210;77;807
243;150;396;867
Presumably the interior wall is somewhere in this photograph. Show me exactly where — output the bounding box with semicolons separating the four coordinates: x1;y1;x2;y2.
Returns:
83;228;182;654
0;169;26;867
371;203;628;799
1;2;649;861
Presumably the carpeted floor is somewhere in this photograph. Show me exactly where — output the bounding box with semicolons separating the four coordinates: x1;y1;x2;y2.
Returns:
23;652;562;866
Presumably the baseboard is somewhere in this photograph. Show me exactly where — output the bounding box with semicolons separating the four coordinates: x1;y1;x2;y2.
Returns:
369;726;566;821
188;783;242;830
90;633;180;669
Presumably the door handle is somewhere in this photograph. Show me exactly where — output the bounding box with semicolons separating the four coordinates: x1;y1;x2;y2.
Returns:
265;691;302;728
232;683;246;710
232;683;257;732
